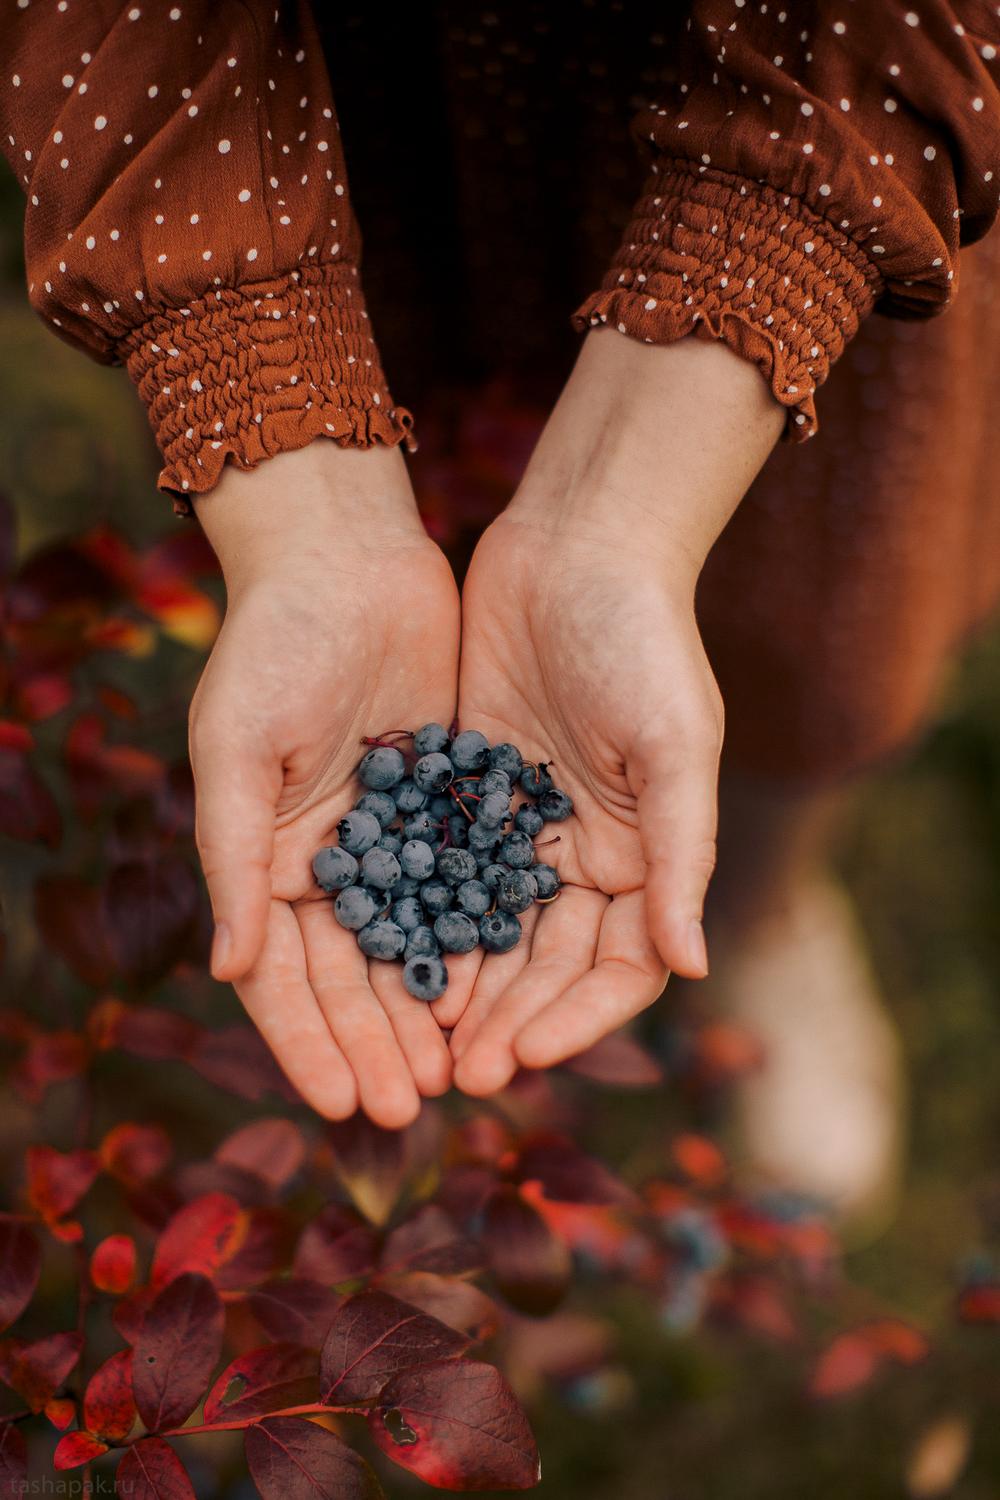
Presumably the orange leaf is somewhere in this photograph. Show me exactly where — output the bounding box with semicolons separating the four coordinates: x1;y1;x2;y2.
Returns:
91;1234;137;1294
54;1432;108;1471
671;1133;727;1188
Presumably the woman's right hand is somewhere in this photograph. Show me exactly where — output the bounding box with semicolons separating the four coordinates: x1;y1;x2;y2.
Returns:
189;442;463;1127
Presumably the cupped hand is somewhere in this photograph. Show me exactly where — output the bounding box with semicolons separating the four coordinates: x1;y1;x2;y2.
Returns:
189;443;463;1127
447;330;784;1094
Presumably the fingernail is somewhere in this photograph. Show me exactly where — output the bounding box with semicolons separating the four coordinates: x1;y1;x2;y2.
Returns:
687;918;709;977
210;921;232;977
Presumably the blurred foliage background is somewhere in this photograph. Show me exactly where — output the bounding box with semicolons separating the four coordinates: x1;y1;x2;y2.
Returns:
3;147;1000;1499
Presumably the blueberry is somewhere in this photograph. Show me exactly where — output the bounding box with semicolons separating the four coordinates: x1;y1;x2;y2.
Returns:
392;778;428;814
403;954;448;1001
337;810;382;856
479;910;522;954
479;769;512;796
476;790;511;829
520;762;554;798
391;895;424;932
449;729;491;772
472;847;496;870
403;810;437;841
539;788;574;822
437;847;477;886
497;868;538;914
358;746;406;791
481;862;511;892
455;878;492;917
447;814;470;848
532;863;561;900
355;789;398;828
428;794;454;820
334;885;379;931
378;831;403;857
405;924;440;960
420;880;454;917
400;839;436;880
489;743;524;780
361;847;402;891
357;919;407;960
413;722;450;756
514;804;544;837
468;821;502;853
433;910;479;954
499;831;535;869
393;875;421;899
413;752;454;793
312;845;359;892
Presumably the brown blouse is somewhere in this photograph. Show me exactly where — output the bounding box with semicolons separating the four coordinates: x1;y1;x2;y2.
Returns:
2;1;999;511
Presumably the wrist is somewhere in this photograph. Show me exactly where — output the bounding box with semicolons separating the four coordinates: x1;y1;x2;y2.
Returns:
195;442;427;592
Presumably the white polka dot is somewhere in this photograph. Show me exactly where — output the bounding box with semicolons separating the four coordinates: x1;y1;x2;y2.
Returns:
218;138;231;153
884;98;897;112
800;101;813;115
94;115;106;130
202;250;212;260
110;229;120;240
148;85;158;98
840;98;850;111
227;56;237;67
53;131;62;143
872;195;882;206
924;145;936;161
128;5;141;17
247;247;258;261
189;213;199;224
62;75;74;88
157;253;167;263
818;182;831;195
804;240;815;253
904;10;918;24
279;215;291;225
187;104;198;117
972;97;984;112
334;184;344;196
983;44;997;60
60;158;68;169
169;5;181;17
85;235;95;249
78;82;87;94
317;140;329;151
832;20;845;33
802;142;814;153
932;256;943;266
238;188;251;202
12;74;20;87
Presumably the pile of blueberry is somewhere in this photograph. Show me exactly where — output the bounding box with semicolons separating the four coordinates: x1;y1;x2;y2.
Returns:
312;724;573;1001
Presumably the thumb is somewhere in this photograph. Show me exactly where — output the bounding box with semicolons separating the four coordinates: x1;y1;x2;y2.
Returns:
191;721;279;983
632;727;721;980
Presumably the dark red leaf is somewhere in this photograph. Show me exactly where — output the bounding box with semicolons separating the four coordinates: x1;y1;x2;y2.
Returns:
380;1206;482;1278
0;1330;82;1410
176;1160;275;1207
133;1272;224;1431
248;1279;343;1348
0;1216;41;1332
26;1146;99;1224
115;1436;196;1499
204;1344;318;1424
102;856;200;988
112;1286;156;1346
214;1208;292;1292
320;1290;468;1405
54;1431;108;1470
215;1119;307;1190
91;1235;137;1295
809;1332;880;1399
45;1397;75;1430
100;1122;173;1186
369;1359;539;1491
110;1007;201;1063
0;746;61;847
0;1422;27;1490
376;1274;499;1343
34;876;112;986
13;669;73;723
513;1134;635;1207
563;1032;664;1087
245;1416;385;1500
84;1348;136;1441
957;1283;1000;1322
65;713;164;823
481;1187;571;1317
190;1024;298;1102
294;1206;378;1286
12;1028;88;1103
150;1193;245;1288
328;1115;410;1227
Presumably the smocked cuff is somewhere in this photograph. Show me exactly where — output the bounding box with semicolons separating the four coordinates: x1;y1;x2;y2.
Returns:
573;161;883;441
121;263;414;514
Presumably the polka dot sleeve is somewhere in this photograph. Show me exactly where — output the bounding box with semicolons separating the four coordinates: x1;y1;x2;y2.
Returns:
1;0;412;509
575;0;1000;440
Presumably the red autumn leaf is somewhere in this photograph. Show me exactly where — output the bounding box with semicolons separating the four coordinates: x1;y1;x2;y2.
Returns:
957;1283;1000;1322
13;669;73;722
150;1193;245;1288
54;1431;109;1470
176;1159;275;1208
85;1348;137;1442
26;1145;99;1224
189;1024;298;1102
513;1134;635;1207
0;1421;27;1490
294;1206;379;1286
248;1278;344;1348
45;1397;76;1430
481;1187;572;1317
115;1436;196;1499
133;1272;224;1432
214;1208;291;1292
864;1318;929;1364
0;1330;82;1410
0;1215;41;1332
13;1027;88;1103
0;744;61;847
809;1320;927;1399
321;1290;469;1404
34;876;113;986
91;1235;138;1294
244;1416;385;1500
328;1114;412;1227
671;1133;728;1189
563;1032;664;1087
692;1021;765;1081
65;713;164;823
112;1286;157;1347
380;1205;482;1278
369;1358;540;1491
100;1122;173;1187
102;856;200;988
710;1273;798;1343
215;1119;307;1191
110;1007;201;1063
203;1344;318;1424
134;532;221;650
376;1273;499;1344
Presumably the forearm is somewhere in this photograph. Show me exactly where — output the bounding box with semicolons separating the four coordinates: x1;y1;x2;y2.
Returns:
507;329;785;587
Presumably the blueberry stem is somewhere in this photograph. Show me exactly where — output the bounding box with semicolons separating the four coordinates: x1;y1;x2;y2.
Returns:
534;835;562;848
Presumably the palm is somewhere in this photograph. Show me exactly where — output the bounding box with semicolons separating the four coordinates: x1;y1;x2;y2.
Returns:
449;514;722;1094
191;535;464;1126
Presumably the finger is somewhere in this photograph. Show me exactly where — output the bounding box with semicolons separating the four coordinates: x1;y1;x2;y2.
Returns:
368;958;455;1098
191;722;280;984
234;899;358;1119
428;944;488;1030
513;890;667;1068
632;734;720;979
297;900;422;1130
445;906;538;1058
452;887;604;1096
